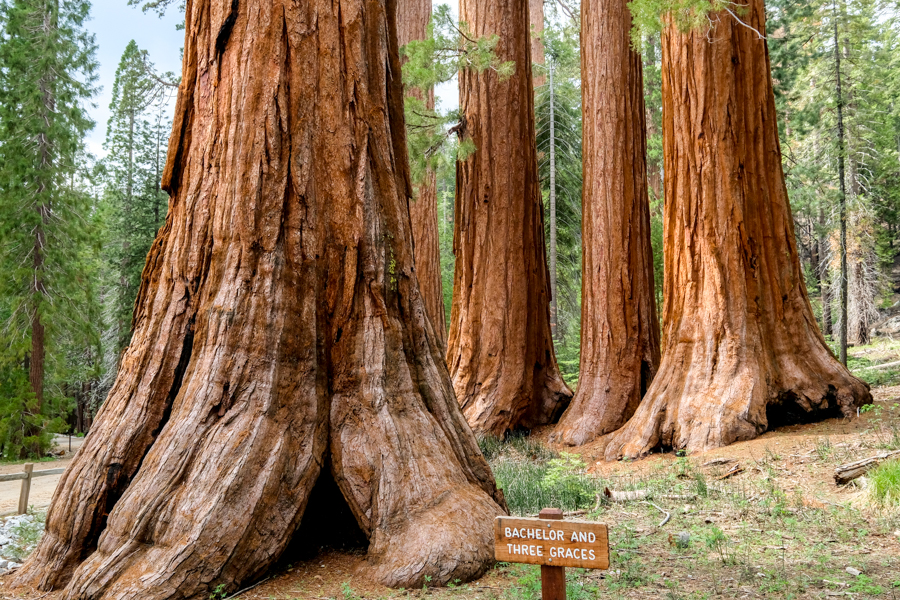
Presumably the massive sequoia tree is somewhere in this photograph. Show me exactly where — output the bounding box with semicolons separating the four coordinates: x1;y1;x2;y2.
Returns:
552;0;660;447
14;0;506;597
604;0;871;458
448;0;572;436
397;0;447;349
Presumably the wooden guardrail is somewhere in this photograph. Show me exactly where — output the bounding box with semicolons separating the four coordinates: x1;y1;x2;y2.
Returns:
0;464;65;514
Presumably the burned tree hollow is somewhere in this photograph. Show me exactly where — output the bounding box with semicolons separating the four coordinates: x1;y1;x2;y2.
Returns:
14;0;506;598
603;0;871;459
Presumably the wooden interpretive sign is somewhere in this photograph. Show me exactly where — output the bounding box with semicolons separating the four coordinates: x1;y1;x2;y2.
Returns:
494;513;610;569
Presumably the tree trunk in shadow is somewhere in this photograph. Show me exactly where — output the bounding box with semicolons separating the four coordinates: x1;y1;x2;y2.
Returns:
398;0;447;350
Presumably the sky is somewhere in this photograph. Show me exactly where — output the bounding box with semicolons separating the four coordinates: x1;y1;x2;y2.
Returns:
84;0;460;158
84;1;186;158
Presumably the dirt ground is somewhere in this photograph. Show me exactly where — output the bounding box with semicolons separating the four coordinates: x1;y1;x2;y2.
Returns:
0;382;898;599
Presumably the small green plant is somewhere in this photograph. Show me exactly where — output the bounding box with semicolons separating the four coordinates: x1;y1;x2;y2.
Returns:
209;583;227;599
814;437;834;461
341;581;360;600
694;472;708;497
541;453;595;509
673;456;692;478
703;526;735;565
869;458;900;506
4;510;45;562
848;574;884;595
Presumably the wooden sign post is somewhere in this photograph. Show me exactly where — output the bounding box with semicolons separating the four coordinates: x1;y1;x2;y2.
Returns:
495;508;609;600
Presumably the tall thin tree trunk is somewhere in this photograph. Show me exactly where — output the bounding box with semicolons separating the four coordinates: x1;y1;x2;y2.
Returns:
552;0;660;447
833;1;849;365
548;61;557;341
118;111;135;351
29;237;45;410
603;0;870;458
397;0;447;349
155;110;162;225
530;0;545;87
15;0;506;597
450;0;572;436
28;3;56;440
645;34;662;199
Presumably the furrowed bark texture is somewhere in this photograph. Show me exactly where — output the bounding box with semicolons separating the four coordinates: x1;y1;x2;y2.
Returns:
604;0;871;459
530;0;545;87
397;0;447;349
552;0;660;447
15;0;506;597
449;0;572;436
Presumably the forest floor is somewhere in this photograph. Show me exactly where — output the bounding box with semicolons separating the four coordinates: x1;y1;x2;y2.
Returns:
1;345;899;599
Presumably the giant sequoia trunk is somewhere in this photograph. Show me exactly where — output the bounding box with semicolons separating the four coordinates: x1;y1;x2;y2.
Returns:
552;0;660;447
449;0;572;436
15;0;506;597
603;0;871;458
530;0;545;87
397;0;447;349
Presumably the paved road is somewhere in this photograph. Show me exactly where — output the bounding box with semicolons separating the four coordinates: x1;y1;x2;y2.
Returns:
0;435;85;514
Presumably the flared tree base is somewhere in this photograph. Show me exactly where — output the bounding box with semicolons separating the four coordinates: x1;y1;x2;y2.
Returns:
603;344;872;459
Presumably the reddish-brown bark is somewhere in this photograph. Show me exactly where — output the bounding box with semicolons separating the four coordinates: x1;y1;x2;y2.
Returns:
14;0;506;597
530;0;545;87
604;0;871;458
449;0;572;437
397;0;447;349
552;0;660;446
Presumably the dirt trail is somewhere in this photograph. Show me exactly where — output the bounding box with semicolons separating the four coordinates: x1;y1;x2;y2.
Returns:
0;436;84;515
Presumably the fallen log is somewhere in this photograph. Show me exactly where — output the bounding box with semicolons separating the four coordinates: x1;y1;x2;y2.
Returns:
604;488;649;502
833;450;900;485
855;360;900;372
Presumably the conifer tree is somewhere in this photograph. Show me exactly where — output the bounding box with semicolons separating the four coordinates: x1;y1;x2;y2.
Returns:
101;41;171;361
0;0;98;457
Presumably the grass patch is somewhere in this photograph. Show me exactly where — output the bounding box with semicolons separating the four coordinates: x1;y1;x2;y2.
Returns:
856;367;900;387
478;432;556;463
483;435;603;515
869;458;900;506
491;454;603;515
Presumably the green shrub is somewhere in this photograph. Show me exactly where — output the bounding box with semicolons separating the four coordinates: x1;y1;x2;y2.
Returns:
541;453;596;509
869;458;900;506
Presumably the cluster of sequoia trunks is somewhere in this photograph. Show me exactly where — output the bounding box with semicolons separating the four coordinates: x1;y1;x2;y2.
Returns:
565;0;872;458
14;0;873;598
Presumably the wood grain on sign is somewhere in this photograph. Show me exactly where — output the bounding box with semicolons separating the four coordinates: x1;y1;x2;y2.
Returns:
494;516;610;569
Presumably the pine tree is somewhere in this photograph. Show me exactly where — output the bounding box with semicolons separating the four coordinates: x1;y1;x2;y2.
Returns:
772;0;899;348
0;0;98;457
101;40;171;369
534;19;582;383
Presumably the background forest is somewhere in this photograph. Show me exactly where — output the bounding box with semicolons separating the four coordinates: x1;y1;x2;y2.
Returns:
0;0;898;459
